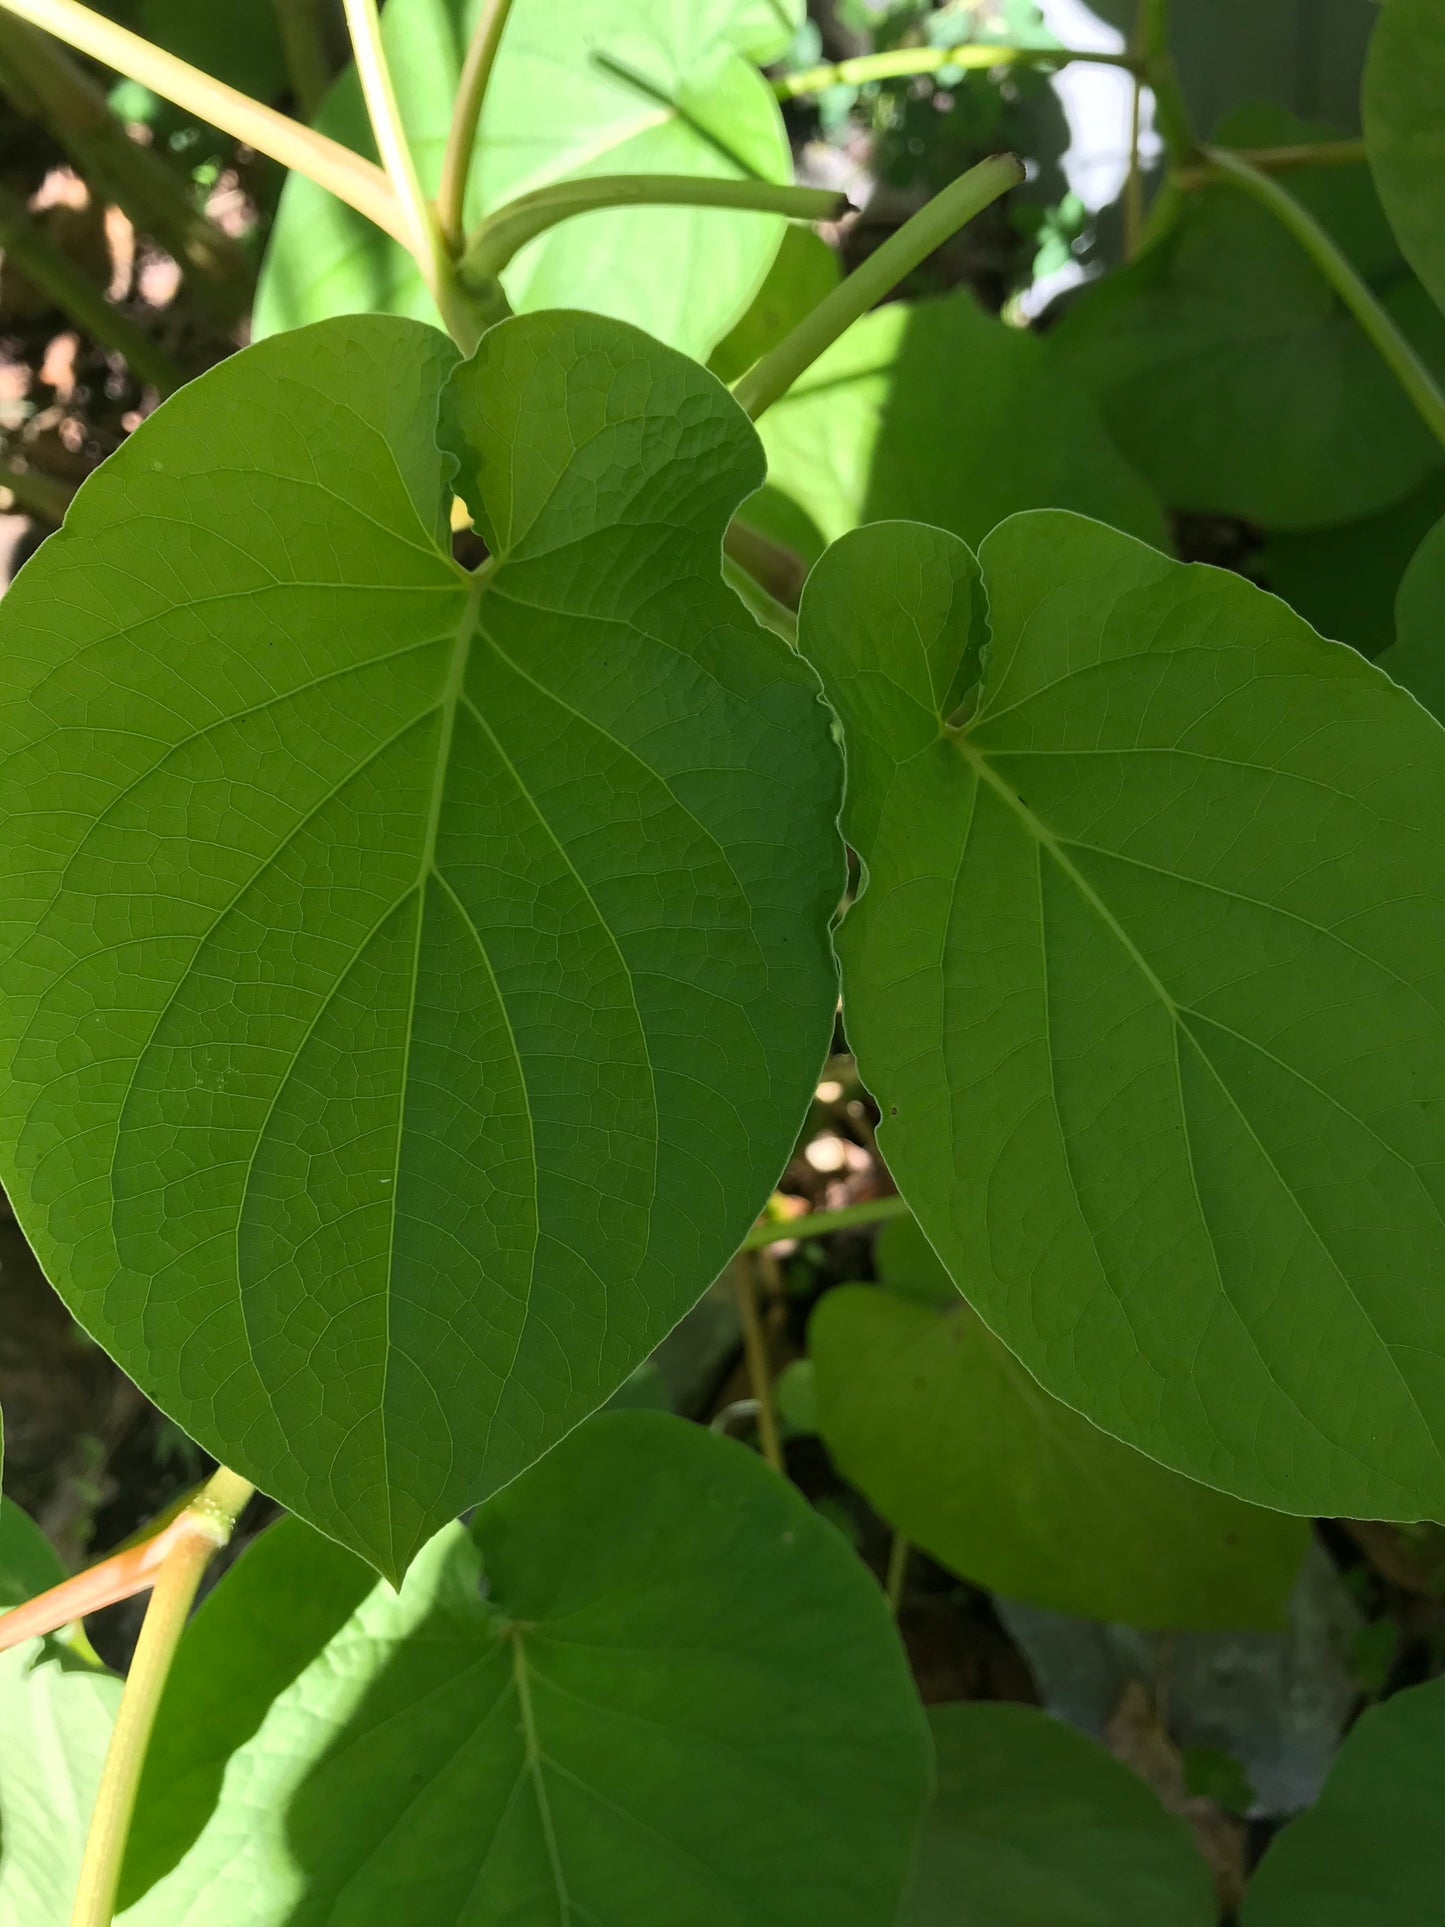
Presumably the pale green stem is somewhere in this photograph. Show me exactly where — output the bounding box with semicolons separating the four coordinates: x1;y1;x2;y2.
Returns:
732;153;1024;421
437;0;515;252
732;1257;784;1473
775;42;1138;98
885;1533;911;1616
741;1193;911;1252
0;0;406;241
342;0;439;269
461;176;848;284
69;1467;254;1927
1203;144;1445;454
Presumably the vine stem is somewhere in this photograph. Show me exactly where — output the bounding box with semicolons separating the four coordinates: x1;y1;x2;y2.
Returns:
740;1193;910;1252
0;0;406;241
437;0;515;251
774;43;1139;99
1202;144;1445;454
461;176;848;283
884;1534;911;1616
732;1258;784;1473
342;0;441;271
68;1467;254;1927
733;152;1024;421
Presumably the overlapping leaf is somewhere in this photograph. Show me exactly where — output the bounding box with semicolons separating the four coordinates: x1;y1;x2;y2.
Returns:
1364;0;1445;321
740;286;1165;563
1054;108;1445;528
123;1412;931;1925
810;1217;1307;1627
1379;515;1445;720
255;0;800;357
0;310;843;1578
800;510;1445;1521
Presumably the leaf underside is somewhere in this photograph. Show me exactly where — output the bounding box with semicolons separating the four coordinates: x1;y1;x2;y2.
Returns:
0;311;842;1577
801;510;1445;1521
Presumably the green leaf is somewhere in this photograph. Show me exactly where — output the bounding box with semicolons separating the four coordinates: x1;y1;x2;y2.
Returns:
0;311;843;1579
1364;0;1445;321
810;1216;1308;1628
1242;1676;1445;1925
254;0;796;359
1054;108;1445;529
124;1411;931;1925
738;287;1166;564
799;510;1445;1522
898;1702;1215;1926
1258;474;1445;658
140;0;287;105
708;224;840;386
0;1495;66;1608
1378;514;1445;719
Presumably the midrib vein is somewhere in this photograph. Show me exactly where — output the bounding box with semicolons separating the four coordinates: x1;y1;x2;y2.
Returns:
511;1629;573;1924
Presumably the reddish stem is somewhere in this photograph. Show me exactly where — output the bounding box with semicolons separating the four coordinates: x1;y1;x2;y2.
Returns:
0;1512;193;1652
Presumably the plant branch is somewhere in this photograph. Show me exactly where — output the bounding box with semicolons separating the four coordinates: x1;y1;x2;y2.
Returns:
884;1533;910;1616
0;14;252;324
774;42;1139;98
272;0;333;120
1202;144;1445;453
0;183;184;392
741;1193;911;1252
0;0;407;242
1137;0;1195;166
461;176;849;284
733;152;1023;421
732;1257;784;1473
0;452;74;521
1180;139;1367;179
437;0;514;252
68;1467;254;1927
342;0;437;265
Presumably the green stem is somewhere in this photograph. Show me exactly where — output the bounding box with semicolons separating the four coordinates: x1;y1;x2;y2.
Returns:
0;0;406;242
1138;0;1195;166
884;1533;911;1617
774;42;1138;98
0;183;185;392
0;15;252;325
732;153;1023;421
741;1193;910;1252
0;453;73;522
68;1467;253;1927
461;176;848;284
1203;144;1445;454
732;1257;784;1473
1183;138;1367;179
437;0;515;252
272;0;332;120
342;0;438;266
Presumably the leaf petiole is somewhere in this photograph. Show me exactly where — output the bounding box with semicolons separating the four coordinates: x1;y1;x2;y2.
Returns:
437;0;516;251
774;42;1140;99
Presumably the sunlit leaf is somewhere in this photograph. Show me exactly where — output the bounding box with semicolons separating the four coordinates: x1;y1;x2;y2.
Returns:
124;1412;930;1926
800;509;1445;1521
0;311;842;1578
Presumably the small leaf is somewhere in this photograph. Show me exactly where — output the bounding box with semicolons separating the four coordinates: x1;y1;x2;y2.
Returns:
124;1411;931;1926
1364;0;1445;321
810;1216;1308;1627
0;1494;65;1609
1242;1676;1445;1925
740;286;1166;562
0;312;843;1577
1054;107;1445;529
255;0;798;359
800;510;1445;1521
1378;514;1445;719
898;1702;1215;1926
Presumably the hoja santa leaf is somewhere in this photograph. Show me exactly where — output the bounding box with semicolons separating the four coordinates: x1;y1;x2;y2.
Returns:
809;1216;1308;1628
1364;0;1445;323
799;511;1445;1521
255;0;800;359
122;1412;931;1926
0;311;843;1579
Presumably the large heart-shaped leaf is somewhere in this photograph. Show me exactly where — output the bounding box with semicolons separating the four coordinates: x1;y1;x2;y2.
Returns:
738;287;1165;563
809;1216;1308;1628
1242;1676;1445;1925
1364;0;1445;322
899;1702;1215;1927
255;0;799;359
123;1411;931;1925
1054;107;1445;529
0;311;842;1578
799;510;1445;1521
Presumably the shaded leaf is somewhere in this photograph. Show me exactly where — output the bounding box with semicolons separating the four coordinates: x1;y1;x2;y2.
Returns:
0;311;842;1578
1054;108;1445;528
898;1701;1214;1926
125;1411;930;1926
1242;1676;1445;1925
255;0;797;358
1378;514;1445;719
741;287;1165;562
1364;0;1445;320
799;509;1445;1521
810;1216;1308;1627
